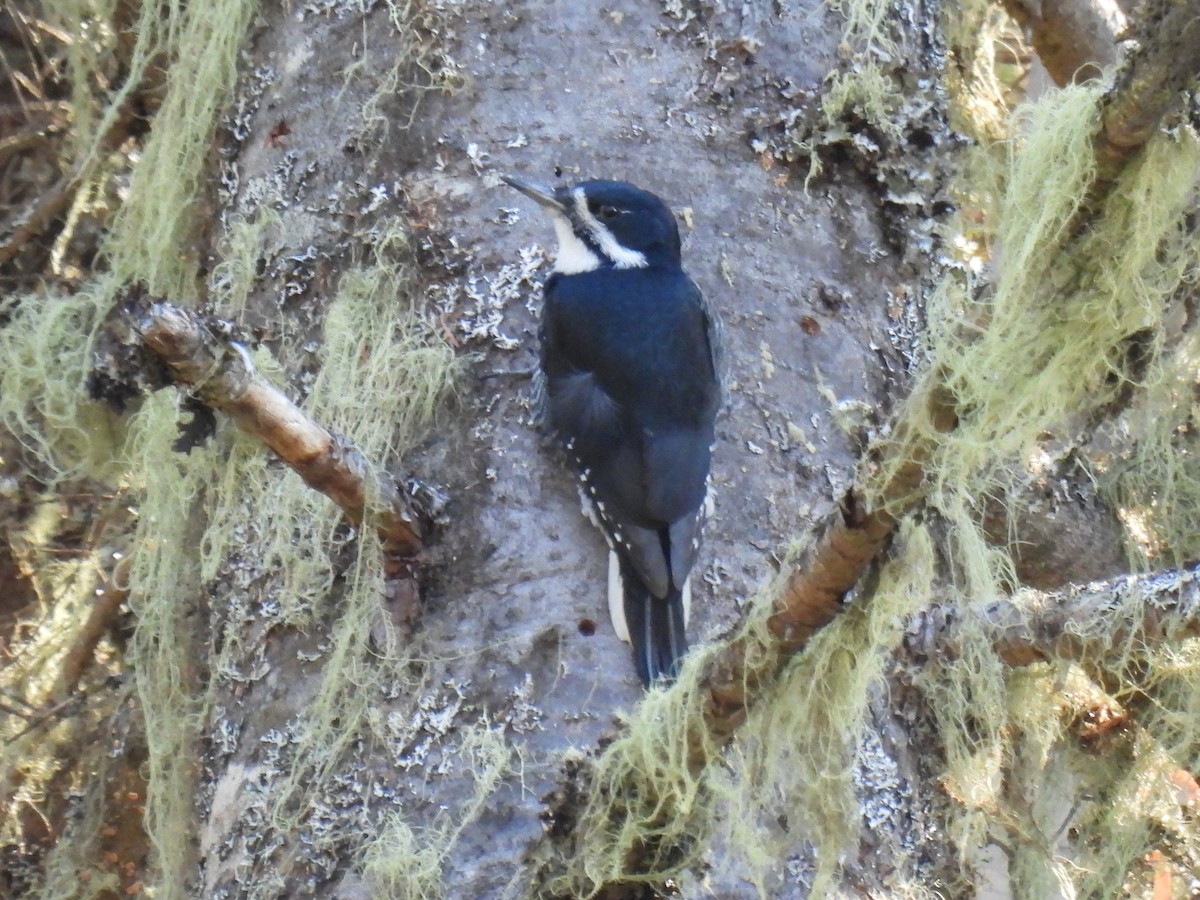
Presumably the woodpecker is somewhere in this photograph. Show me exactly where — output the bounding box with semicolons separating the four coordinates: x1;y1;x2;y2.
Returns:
501;174;721;685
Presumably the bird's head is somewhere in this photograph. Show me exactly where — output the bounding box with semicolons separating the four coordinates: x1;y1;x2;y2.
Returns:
501;176;682;274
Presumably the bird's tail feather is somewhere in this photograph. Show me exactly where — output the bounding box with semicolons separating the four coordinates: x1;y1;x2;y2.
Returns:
618;557;688;686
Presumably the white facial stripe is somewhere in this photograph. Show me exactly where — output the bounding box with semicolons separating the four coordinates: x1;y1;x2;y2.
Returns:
571;188;648;270
551;212;602;274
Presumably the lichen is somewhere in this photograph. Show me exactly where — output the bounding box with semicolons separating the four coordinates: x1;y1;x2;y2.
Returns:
1;0;464;894
882;5;1200;893
359;726;513;899
123;393;214;898
349;0;465;144
1101;325;1200;565
551;523;937;897
556;2;1200;896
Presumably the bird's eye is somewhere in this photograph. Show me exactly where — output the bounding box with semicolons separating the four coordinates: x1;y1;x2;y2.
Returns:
597;205;622;220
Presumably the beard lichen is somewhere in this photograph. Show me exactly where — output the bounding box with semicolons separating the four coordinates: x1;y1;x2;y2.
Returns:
551;524;937;897
2;0;461;893
885;31;1200;896
0;276;128;482
712;523;939;897
350;0;466;142
227;220;460;832
359;726;514;899
102;0;259;298
2;0;262;893
123;392;216;899
1101;324;1200;566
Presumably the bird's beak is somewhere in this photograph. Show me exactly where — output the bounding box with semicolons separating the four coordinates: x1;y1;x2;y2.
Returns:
500;174;567;214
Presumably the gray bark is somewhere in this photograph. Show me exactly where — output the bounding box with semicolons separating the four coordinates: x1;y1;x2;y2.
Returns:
190;1;1129;896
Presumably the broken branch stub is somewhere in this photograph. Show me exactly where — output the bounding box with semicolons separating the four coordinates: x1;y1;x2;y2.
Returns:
997;0;1125;88
138;301;424;558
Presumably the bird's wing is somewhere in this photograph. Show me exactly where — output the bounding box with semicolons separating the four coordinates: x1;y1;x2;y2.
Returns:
640;281;719;593
693;277;726;403
544;371;676;597
643;429;709;592
540;275;715;599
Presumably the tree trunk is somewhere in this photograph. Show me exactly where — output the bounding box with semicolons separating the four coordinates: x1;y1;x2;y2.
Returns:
6;0;1200;897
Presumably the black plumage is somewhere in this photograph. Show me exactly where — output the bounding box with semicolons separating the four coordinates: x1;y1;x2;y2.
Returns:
502;176;720;684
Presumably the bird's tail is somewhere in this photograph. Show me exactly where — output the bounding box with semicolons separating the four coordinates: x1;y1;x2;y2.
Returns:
617;556;688;686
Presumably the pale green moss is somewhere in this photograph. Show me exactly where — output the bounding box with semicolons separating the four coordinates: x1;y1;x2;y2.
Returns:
555;524;937;896
0;277;126;481
881;48;1200;900
827;0;898;57
359;727;513;898
1103;326;1200;564
104;0;259;297
123;393;215;899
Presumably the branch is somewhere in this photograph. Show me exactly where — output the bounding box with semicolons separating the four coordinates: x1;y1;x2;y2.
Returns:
1092;0;1200;193
703;382;957;740
0;100;133;268
0;172;79;266
0;107;66;168
997;0;1200;214
908;564;1200;667
56;554;132;697
551;3;1200;891
999;0;1126;87
137;302;425;559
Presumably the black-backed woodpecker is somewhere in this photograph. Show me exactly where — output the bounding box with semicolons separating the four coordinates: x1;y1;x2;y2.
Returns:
501;175;721;685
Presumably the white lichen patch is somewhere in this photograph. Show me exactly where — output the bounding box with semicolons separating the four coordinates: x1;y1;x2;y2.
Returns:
386;678;471;771
432;243;549;349
853;729;913;837
494;673;545;734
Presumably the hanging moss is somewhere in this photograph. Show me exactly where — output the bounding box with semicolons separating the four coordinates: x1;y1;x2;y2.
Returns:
1102;326;1200;565
553;523;937;896
123;394;215;899
359;727;513;899
0;278;127;481
893;4;1200;892
103;0;259;297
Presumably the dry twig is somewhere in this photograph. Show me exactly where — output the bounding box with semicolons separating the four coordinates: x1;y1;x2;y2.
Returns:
138;302;425;559
56;554;132;696
1091;0;1200;195
907;564;1200;667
